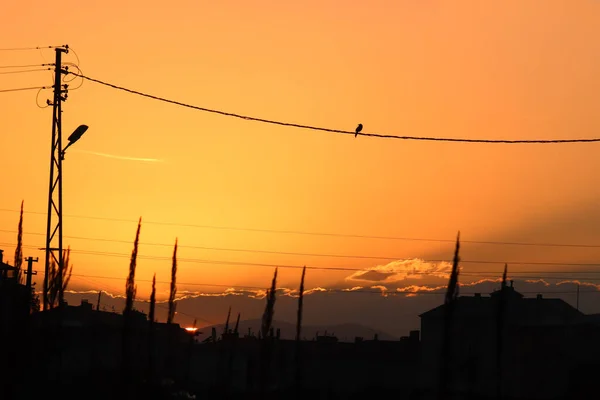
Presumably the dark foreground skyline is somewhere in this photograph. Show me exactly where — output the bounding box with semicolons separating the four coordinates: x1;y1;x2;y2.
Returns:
3;242;600;399
61;277;600;339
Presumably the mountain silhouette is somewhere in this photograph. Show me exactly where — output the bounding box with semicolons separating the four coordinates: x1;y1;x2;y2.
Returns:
195;318;397;342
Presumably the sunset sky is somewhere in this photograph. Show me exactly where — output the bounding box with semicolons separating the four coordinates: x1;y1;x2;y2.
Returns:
2;1;600;328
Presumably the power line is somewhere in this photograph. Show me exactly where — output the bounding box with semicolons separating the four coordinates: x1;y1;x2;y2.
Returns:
1;228;600;266
1;228;447;259
3;241;600;274
63;269;600;282
0;63;53;69
66;71;600;144
67;47;81;67
1;208;599;248
61;64;84;89
71;273;266;290
62;272;600;295
0;68;52;75
0;45;64;51
35;87;51;109
0;243;402;272
0;86;51;93
68;272;600;286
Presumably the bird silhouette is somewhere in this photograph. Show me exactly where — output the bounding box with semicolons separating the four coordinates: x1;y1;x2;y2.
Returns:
355;123;363;138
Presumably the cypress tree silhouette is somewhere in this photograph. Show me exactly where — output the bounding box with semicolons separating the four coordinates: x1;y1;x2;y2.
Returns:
440;232;461;399
149;273;156;323
259;268;278;395
122;218;141;383
496;264;508;400
166;239;178;381
167;238;178;324
223;308;235;393
148;273;156;382
223;306;231;336
295;266;306;393
296;266;306;342
261;268;278;339
233;312;241;335
14;200;23;282
124;219;141;316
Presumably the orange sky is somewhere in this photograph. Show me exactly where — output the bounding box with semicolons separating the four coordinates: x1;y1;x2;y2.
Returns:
2;0;600;303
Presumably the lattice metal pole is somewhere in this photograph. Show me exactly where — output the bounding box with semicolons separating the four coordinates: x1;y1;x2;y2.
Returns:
43;46;68;311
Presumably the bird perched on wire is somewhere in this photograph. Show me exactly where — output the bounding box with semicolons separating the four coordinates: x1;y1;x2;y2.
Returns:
355;123;363;138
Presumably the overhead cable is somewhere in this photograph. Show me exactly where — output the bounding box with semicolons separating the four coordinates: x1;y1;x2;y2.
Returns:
0;209;598;248
66;71;600;144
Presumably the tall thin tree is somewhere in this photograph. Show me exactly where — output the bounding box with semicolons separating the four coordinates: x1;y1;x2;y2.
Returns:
148;273;157;382
445;232;461;305
165;239;178;380
14;200;23;282
496;264;508;400
295;266;306;392
234;312;241;336
296;266;306;341
224;306;231;336
259;268;278;394
149;273;156;324
440;231;461;399
261;268;278;339
124;218;141;316
167;238;178;324
122;218;141;380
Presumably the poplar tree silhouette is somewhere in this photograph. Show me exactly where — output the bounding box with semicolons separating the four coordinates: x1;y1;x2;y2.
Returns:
149;273;156;323
259;268;278;394
122;218;141;381
295;266;306;393
166;239;178;380
496;264;509;400
148;273;156;382
167;239;178;324
124;219;141;316
14;200;23;282
440;232;461;399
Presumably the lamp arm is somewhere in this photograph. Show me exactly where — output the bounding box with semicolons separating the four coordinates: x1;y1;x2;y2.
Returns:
61;142;73;160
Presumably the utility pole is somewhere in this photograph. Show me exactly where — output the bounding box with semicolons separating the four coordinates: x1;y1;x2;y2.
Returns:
43;46;69;311
24;257;38;290
576;283;580;311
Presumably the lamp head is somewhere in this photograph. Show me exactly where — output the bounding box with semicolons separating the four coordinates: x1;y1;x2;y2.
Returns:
68;124;88;144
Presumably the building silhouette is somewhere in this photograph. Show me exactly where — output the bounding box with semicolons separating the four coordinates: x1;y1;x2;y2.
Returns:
419;282;599;399
0;250;32;400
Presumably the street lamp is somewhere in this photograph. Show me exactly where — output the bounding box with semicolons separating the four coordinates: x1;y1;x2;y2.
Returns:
43;123;88;310
61;124;88;160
